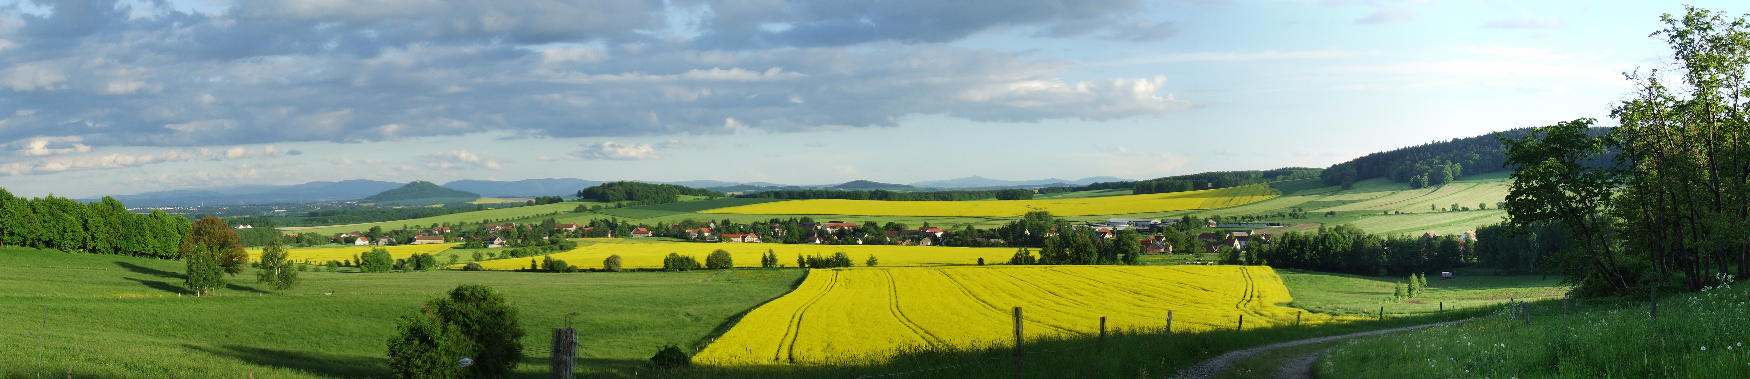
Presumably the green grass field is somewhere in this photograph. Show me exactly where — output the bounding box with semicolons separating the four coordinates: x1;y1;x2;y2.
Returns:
1276;269;1567;316
0;247;802;378
1317;282;1750;377
280;202;604;236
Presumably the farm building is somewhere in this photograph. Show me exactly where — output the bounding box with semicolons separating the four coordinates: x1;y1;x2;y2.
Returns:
631;228;653;237
722;233;761;243
412;235;446;245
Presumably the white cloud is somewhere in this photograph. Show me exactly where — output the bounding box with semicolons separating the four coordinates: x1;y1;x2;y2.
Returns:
1;62;67;91
9;136;92;156
575;141;660;160
421;150;503;170
1116;50;1378;64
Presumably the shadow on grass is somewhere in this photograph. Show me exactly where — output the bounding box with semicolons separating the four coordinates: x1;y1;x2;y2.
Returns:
116;261;182;280
122;276;184;294
186;344;386;378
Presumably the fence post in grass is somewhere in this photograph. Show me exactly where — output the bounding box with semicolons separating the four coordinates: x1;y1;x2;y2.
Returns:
1378;306;1384;321
1522;302;1531;325
1165;310;1174;335
1013;306;1023;379
1296;311;1302;327
1098;316;1107;351
551;312;578;379
1237;315;1244;331
1439;302;1443;313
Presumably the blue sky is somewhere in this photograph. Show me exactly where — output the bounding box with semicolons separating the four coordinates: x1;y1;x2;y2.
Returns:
0;0;1728;198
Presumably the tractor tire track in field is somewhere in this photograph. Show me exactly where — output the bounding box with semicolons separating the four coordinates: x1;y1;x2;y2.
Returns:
932;269;1081;336
881;270;946;348
777;270;840;363
1171;319;1472;379
1234;267;1256;310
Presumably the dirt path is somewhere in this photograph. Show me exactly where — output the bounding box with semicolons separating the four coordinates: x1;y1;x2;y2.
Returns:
1273;348;1328;379
1171;319;1470;379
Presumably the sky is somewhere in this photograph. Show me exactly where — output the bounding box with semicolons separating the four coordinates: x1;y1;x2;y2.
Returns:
0;0;1732;198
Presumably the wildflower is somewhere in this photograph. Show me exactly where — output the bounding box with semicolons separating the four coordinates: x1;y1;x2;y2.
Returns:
1701;346;1707;351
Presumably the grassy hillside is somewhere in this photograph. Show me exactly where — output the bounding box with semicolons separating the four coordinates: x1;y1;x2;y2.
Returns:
280;201;602;235
0;247;802;377
1277;269;1566;316
1318;282;1748;377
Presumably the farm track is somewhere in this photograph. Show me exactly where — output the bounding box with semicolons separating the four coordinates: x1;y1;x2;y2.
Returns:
932;270;1081;336
1172;319;1473;379
776;270;840;363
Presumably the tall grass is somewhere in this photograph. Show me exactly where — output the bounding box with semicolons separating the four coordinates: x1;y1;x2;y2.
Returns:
1319;277;1750;377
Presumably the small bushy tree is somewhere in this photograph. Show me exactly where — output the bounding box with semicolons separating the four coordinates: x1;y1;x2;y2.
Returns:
663;253;700;271
184;245;225;296
603;254;623;272
1009;248;1036;265
360;248;395;272
865;254;879;267
387;284;523;378
706;249;734;270
254;240;299;290
462;262;485;271
649;344;691;369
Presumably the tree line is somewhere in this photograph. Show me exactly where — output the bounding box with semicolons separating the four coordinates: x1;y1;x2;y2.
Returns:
1319;127;1613;189
576;181;721;203
1501;7;1750;295
1248;224;1475;276
1129;168;1322;194
0;188;191;259
736;188;1036;201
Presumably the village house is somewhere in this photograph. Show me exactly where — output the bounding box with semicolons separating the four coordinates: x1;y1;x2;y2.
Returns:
823;221;859;232
412;235;446;245
918;226;944;238
488;237;507;248
353;236;371;246
429;226;451;234
1094;228;1116;240
631;228;653;238
722;233;761;243
1140;236;1172;254
233;224;254;229
557;223;580;232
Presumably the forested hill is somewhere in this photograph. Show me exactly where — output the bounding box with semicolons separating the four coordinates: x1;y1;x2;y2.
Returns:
1076;168;1323;194
1319;127;1611;188
361;181;481;205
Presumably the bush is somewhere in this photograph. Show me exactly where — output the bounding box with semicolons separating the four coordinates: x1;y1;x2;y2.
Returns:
865;255;879;267
471;251;484;262
706;249;734;270
360;248;395;272
387;284;523;378
760;249;778;268
663;253;700;271
603;254;623;272
549;259;573;273
649;344;691;369
462;262;484;271
1008;248;1036;265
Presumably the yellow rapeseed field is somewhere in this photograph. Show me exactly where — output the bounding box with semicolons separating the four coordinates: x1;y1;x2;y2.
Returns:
469;239;1016;270
698;184;1279;217
693;265;1353;365
245;243;459;264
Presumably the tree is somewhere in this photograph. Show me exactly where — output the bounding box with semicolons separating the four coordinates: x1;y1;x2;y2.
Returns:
865;255;879;267
603;254;624;272
255;240;299;290
181;217;249;275
664;253;700;271
387;284;523;378
1009;248;1036;265
1503;118;1630;293
184;245;225;296
759;249;777;268
360;248;396;272
706;249;734;269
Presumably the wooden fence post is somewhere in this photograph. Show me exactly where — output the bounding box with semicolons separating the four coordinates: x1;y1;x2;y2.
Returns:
1098;316;1107;351
1013;307;1023;379
1438;302;1443;313
1237;315;1244;331
1295;311;1302;326
1165;310;1174;335
1522;302;1531;325
1378;306;1384;321
550;328;576;378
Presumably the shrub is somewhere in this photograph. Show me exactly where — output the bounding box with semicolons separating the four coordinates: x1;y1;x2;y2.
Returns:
410;253;439;271
865;254;879;267
760;249;778;268
649;345;691;369
447;254;459;265
830;252;853;267
471;251;484;262
1008;248;1036;265
387;284;524;378
359;248;395;272
549;259;572;273
603;254;623;272
706;249;734;270
977;257;986;266
663;253;700;271
462;262;485;271
254;241;299;290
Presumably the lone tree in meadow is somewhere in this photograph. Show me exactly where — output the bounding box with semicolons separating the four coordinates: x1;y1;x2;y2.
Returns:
706;249;733;270
181;216;249;275
184;245;225;296
388;284;523;378
254;239;299;290
359;248;395;272
603;254;624;272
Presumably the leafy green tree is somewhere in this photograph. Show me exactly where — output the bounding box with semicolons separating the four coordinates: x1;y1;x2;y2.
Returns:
705;249;734;269
360;248;396;272
181;217;249;275
664;253;700;271
184;245;225;296
0;188;42;248
865;254;879;267
603;254;624;272
387;284;523;378
1504;118;1629;293
1008;248;1036;265
255;240;299;290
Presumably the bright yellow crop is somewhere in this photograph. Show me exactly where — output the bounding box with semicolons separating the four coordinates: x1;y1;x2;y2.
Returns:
468;239;1017;270
699;184;1279;217
693;265;1355;366
245;243;459;264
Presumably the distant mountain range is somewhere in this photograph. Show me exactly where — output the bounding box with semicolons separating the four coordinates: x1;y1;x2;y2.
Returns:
102;176;1133;207
363;181;480;206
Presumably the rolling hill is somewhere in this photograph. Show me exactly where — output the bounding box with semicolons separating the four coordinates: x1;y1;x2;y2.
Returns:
361;181;481;206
